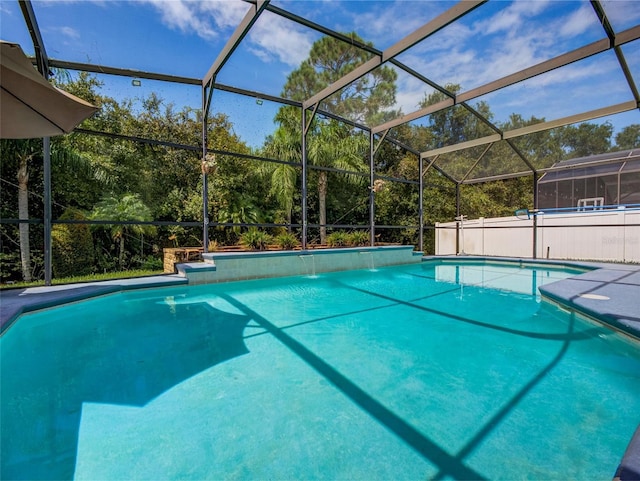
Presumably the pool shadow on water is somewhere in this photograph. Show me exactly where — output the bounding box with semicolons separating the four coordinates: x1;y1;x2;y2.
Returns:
1;301;250;480
220;293;488;480
219;277;586;481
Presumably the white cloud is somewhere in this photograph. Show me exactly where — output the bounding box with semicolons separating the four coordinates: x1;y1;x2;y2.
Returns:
139;0;313;67
247;12;313;67
601;0;640;29
351;0;441;46
558;3;598;38
58;26;80;39
478;0;550;35
139;0;248;40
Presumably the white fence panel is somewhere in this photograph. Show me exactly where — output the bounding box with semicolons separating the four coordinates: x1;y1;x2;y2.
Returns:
435;209;640;263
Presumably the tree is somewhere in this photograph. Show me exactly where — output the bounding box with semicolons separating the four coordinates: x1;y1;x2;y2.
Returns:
271;33;398;243
558;122;613;157
615;124;640;150
308;120;368;242
11;141;41;282
281;33;399;126
261;113;301;229
419;84;494;151
52;208;94;278
89;193;155;269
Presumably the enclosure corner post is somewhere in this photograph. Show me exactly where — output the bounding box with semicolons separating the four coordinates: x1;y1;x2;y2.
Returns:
455;183;461;255
419;153;424;251
532;172;538;259
201;82;212;253
369;129;375;247
301;107;308;250
43;136;52;285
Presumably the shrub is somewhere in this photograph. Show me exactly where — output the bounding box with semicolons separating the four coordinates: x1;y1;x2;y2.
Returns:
347;231;369;247
326;231;348;247
240;228;273;251
52;208;94;278
275;232;298;250
141;255;163;271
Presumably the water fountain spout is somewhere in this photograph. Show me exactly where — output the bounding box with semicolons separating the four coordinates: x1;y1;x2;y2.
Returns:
298;254;316;277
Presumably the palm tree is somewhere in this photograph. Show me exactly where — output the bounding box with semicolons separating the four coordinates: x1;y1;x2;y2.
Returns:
263;108;367;244
307;119;367;243
90;193;155;269
1;139;109;282
262;119;300;229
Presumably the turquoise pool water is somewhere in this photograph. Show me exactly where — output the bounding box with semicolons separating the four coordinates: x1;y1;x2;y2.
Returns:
1;262;639;480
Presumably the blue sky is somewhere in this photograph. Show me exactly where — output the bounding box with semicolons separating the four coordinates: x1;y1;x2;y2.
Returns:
2;0;639;149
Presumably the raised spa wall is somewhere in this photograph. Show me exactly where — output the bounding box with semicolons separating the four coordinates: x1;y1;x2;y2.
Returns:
176;246;422;284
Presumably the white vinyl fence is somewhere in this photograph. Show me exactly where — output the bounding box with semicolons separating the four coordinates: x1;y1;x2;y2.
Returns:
435;208;640;263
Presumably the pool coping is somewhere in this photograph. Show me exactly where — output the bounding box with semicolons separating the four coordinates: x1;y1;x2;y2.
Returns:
0;274;187;334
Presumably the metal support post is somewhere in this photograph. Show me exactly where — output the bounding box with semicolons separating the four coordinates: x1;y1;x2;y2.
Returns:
202;85;209;253
419;153;424;251
43;136;52;285
301;108;308;249
369;130;375;246
455;183;461;255
532;172;538;259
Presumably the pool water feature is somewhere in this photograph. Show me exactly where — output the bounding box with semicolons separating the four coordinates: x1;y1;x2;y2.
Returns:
1;262;639;480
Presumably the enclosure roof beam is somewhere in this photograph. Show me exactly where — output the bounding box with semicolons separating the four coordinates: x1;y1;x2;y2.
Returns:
420;101;637;159
373;129;389;155
462;150;640;185
19;0;49;76
461;142;495;183
203;0;269;88
47;59;201;85
263;3;382;57
50;57;375;131
302;0;485;110
502;101;638;139
456;38;610;103
372;24;640;136
421;134;501;159
591;1;640;104
461;171;533;185
373;99;455;135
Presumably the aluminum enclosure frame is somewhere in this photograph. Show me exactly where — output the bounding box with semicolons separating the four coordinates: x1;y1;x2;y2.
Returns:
12;0;640;282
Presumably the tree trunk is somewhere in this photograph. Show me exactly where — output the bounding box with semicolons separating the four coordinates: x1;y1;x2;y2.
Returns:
318;171;328;244
17;156;32;282
119;235;125;269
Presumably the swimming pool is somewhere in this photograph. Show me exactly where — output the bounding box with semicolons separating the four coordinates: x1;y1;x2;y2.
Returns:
2;262;639;480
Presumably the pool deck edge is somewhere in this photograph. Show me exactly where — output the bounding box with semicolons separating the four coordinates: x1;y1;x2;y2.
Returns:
0;275;187;334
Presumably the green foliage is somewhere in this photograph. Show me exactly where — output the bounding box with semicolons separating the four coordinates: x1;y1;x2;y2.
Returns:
558;122;613;157
346;231;369;247
90;193;156;268
52;208;95;278
141;255;163;271
0;252;22;283
282;33;399;125
326;231;348;247
240;228;273;251
615;124;640;150
275;232;298;250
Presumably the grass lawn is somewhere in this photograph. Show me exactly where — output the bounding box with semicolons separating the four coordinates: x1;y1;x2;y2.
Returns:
0;269;165;290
